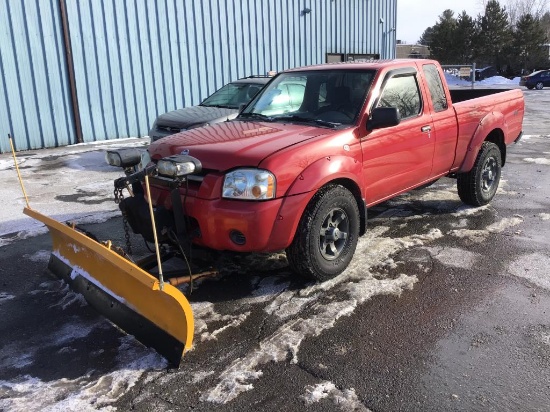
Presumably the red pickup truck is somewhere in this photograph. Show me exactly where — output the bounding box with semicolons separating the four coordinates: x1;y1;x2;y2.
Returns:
116;59;524;281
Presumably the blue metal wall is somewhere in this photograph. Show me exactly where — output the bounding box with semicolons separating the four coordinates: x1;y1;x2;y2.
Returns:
1;0;397;152
0;0;75;152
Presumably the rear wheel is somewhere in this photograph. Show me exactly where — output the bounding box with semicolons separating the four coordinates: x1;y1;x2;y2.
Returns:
535;82;544;90
457;142;502;206
286;184;360;281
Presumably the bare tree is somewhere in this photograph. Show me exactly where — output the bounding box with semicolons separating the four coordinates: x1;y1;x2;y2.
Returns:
505;0;549;25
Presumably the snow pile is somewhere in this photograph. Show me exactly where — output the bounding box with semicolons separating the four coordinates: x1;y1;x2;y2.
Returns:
302;381;370;411
523;157;550;165
477;76;519;85
444;72;520;86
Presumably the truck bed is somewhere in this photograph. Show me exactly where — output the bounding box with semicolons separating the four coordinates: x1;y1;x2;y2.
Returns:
449;88;525;170
449;88;519;103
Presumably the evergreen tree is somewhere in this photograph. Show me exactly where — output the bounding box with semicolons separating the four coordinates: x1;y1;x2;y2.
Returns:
540;11;550;39
454;12;477;62
418;26;435;46
429;10;458;63
477;0;513;70
513;13;549;71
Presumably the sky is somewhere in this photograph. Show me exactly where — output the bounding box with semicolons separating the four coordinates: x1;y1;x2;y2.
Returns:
397;0;485;44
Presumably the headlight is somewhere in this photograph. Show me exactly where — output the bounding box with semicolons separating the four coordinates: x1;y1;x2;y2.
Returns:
157;155;202;178
223;169;276;200
105;149;142;168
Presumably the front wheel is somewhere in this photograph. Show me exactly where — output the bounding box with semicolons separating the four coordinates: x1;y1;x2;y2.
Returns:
286;184;360;281
457;142;502;206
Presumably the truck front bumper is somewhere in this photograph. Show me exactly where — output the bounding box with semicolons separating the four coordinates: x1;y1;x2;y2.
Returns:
148;186;312;253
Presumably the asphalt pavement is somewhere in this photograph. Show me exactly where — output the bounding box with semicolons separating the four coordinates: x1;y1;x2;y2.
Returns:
0;89;549;412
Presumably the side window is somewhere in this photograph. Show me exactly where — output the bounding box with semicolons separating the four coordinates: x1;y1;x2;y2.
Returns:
377;74;422;119
423;64;448;112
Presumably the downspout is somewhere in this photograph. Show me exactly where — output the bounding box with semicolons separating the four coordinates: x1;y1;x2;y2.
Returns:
59;0;83;144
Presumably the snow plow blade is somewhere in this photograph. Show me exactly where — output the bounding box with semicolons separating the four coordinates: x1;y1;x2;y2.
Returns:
24;207;193;366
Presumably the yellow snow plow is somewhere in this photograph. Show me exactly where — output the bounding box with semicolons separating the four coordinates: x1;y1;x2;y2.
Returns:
10;135;215;366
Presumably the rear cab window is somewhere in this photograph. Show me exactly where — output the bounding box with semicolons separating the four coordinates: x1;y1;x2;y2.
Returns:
422;64;449;112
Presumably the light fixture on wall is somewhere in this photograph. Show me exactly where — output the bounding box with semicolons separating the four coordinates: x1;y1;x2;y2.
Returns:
301;8;311;16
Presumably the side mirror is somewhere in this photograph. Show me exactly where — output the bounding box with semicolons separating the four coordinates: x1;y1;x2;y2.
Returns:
367;107;400;131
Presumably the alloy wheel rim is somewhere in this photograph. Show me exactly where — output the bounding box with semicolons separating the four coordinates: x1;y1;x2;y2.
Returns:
481;156;498;193
319;208;349;260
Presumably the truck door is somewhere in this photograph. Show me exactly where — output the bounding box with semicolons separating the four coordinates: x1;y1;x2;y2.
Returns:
360;67;435;204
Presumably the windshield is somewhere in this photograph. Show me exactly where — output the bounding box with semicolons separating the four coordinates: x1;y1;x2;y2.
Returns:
239;69;375;126
201;82;265;109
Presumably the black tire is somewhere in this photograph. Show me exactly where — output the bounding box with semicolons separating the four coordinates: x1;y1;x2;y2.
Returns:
457;142;502;206
286;184;360;281
535;82;544;90
526;85;534;90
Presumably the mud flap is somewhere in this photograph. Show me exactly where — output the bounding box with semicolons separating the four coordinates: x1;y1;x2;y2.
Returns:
24;207;193;366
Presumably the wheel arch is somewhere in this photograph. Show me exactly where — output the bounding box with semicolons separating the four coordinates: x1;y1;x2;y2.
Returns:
459;123;506;173
284;155;367;236
329;178;367;236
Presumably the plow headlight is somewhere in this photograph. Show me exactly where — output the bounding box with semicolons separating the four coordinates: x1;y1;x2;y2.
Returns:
157;155;202;178
222;169;276;200
105;149;142;168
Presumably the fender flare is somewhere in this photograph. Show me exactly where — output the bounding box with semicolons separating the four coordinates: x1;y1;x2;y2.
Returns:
283;155;367;236
285;155;363;197
458;111;506;173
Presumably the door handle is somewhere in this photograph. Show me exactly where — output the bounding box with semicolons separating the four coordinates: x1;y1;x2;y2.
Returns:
421;125;432;132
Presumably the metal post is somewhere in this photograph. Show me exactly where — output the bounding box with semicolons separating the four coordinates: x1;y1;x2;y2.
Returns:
58;0;83;144
379;17;385;59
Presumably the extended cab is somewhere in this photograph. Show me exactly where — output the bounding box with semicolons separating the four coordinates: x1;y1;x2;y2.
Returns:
117;59;524;281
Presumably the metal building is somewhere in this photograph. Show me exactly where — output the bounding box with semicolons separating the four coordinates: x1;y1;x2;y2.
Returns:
0;0;397;152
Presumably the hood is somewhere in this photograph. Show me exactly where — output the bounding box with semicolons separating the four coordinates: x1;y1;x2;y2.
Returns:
155;105;237;129
148;121;329;171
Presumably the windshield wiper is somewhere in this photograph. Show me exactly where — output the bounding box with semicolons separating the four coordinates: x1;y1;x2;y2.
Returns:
201;103;234;109
238;112;274;122
274;115;341;128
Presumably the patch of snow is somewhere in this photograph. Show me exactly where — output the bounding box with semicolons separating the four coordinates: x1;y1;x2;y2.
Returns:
0;337;165;412
264;291;318;319
57;347;77;355
191;302;252;342
538;213;550;221
523;157;550;165
0;343;34;370
0;292;15;302
302;381;370;411
452;204;491;217
191;371;215;384
477;76;518;85
242;276;291;304
449;216;523;242
49;288;87;310
23;250;51;263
